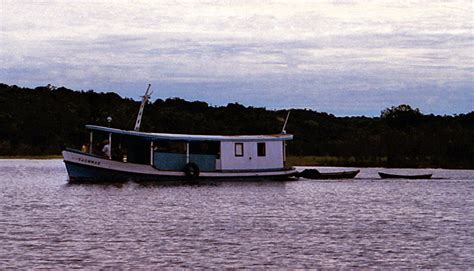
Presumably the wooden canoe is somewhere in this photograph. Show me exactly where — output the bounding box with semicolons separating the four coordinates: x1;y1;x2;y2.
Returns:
378;172;432;179
298;169;360;180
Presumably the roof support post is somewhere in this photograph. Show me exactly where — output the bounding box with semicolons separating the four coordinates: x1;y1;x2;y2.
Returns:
186;142;190;163
150;141;154;166
89;131;93;154
108;133;112;160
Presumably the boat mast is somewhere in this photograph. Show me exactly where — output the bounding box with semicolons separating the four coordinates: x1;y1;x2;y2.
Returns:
134;84;153;131
281;111;291;134
281;110;291;165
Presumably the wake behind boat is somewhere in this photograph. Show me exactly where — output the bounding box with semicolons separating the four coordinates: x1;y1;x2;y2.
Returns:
378;172;433;179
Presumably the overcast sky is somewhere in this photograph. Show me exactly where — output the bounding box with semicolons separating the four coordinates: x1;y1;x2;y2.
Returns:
1;0;473;116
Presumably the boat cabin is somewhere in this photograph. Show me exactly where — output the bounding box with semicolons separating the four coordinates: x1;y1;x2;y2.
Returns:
86;125;292;172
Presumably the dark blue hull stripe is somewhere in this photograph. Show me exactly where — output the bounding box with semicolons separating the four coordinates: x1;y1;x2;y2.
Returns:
64;161;294;182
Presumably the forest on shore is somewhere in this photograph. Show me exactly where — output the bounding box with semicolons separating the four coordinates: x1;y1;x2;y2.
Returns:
0;83;473;168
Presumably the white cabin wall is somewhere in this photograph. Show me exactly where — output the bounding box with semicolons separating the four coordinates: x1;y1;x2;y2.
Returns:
220;141;284;170
256;141;284;169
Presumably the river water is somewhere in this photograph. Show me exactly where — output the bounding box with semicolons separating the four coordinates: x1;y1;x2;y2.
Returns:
0;159;473;269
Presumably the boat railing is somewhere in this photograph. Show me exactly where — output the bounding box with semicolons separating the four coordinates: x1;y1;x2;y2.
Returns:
65;148;109;159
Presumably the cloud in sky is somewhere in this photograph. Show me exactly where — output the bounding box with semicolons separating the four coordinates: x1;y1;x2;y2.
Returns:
1;0;473;115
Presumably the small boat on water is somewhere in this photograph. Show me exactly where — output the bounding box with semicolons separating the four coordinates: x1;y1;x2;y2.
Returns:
297;169;360;180
62;85;297;183
378;172;432;179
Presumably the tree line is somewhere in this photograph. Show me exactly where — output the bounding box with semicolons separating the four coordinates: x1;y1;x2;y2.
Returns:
0;83;473;168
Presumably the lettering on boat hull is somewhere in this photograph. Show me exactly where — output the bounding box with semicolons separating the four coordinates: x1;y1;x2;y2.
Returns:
63;150;297;183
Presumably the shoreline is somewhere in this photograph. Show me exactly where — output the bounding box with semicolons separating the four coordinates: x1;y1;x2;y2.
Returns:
286;156;473;170
0;155;472;170
0;155;63;160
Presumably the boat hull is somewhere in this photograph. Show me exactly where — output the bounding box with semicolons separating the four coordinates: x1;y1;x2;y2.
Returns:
62;150;297;183
378;172;432;179
297;169;360;180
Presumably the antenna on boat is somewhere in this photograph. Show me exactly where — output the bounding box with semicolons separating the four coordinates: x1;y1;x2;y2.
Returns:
281;111;291;134
134;84;153;131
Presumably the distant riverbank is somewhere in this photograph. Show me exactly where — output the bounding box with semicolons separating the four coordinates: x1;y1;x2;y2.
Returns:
1;84;473;170
286;156;473;169
0;155;62;160
1;155;472;169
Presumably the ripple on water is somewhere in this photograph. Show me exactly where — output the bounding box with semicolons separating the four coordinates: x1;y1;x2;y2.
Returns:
0;160;473;268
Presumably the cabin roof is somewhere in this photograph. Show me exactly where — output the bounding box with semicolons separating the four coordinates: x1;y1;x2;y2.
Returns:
86;125;293;142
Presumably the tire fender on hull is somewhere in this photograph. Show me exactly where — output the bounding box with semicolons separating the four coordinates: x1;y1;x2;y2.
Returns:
183;162;200;179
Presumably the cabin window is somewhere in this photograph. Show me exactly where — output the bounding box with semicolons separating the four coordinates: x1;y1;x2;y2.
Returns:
257;142;266;157
190;141;220;158
235;143;244;157
154;140;186;154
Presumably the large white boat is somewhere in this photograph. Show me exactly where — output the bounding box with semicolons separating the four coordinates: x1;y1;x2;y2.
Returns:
62;125;296;182
62;85;297;182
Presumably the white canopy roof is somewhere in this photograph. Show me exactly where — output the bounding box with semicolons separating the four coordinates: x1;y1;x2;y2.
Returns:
86;125;293;142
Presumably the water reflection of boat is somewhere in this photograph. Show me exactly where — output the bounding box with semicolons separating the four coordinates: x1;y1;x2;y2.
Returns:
298;169;360;179
378;172;432;179
62;85;297;183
